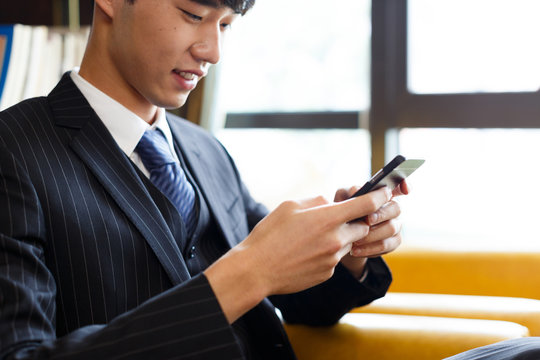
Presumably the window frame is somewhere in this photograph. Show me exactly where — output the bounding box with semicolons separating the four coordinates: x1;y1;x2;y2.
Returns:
225;111;366;129
370;0;540;170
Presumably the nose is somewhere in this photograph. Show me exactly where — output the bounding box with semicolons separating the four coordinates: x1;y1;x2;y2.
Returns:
190;24;222;65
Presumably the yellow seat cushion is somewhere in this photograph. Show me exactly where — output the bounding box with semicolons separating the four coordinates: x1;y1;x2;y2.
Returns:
354;292;540;336
284;313;528;360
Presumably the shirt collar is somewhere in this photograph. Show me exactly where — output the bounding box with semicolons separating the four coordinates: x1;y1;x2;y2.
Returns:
70;69;178;159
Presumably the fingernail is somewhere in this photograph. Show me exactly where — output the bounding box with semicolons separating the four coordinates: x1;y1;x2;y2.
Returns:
351;248;362;257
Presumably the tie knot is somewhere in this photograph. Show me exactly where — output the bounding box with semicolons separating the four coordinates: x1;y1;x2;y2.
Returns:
136;129;175;171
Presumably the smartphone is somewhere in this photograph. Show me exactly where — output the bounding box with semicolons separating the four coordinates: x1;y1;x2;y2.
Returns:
352;155;425;197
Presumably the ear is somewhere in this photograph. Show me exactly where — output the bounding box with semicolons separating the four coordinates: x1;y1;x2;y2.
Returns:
94;0;116;19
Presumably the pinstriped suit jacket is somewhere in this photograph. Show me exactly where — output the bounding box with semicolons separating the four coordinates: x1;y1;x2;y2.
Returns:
0;73;392;359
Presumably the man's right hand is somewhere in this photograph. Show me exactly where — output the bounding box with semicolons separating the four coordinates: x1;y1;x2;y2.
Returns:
204;186;393;324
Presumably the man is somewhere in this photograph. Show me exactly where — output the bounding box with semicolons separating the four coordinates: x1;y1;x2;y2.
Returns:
0;0;406;359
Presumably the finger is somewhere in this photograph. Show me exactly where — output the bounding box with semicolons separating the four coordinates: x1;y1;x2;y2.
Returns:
334;188;350;202
327;186;392;224
367;219;402;243
338;220;370;245
351;219;401;251
337;242;354;259
392;180;409;197
334;185;361;202
366;200;401;226
350;232;402;257
347;185;361;198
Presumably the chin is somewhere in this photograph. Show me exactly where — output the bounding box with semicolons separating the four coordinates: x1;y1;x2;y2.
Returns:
152;94;189;110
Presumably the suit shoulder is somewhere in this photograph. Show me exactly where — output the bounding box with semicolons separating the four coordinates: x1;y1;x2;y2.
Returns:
166;112;224;146
1;96;49;114
166;112;210;135
166;112;237;165
0;97;52;145
0;97;50;126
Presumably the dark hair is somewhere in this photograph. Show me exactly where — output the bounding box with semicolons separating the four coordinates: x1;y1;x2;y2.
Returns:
221;0;255;15
125;0;255;15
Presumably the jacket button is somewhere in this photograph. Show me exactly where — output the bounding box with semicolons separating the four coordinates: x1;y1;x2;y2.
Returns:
188;246;196;258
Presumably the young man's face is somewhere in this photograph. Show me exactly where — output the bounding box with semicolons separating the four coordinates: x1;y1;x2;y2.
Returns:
107;0;239;110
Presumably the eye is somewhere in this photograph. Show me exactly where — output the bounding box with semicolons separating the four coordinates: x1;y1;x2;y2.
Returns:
220;15;239;31
180;9;202;22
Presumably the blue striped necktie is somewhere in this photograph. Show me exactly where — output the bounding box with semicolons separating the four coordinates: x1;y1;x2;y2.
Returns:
136;129;197;235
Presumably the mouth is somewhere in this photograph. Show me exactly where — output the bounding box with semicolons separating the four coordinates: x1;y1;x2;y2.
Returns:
171;68;206;91
172;69;202;81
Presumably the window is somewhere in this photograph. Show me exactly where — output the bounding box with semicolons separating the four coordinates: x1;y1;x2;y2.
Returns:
408;0;540;94
374;0;540;250
213;0;540;250
398;128;540;250
214;0;372;208
219;0;371;113
217;129;370;210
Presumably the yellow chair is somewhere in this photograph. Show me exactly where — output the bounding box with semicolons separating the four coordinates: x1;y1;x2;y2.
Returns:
355;292;540;336
285;313;528;360
284;248;540;360
384;248;540;300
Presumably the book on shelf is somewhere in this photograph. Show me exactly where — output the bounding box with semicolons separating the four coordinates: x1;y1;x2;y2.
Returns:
0;24;90;111
0;25;12;103
0;28;8;98
0;24;32;111
23;26;48;100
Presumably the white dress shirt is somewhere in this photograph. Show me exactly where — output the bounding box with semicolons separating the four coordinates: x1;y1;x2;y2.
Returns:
70;69;179;178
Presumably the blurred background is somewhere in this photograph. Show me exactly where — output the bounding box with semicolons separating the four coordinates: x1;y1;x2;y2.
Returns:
2;0;540;251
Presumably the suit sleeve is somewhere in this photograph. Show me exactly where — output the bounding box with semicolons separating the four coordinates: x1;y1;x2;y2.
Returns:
182;128;392;329
227;149;393;327
0;146;243;360
269;259;392;326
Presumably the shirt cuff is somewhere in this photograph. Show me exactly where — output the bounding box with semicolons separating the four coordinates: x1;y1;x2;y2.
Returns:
358;266;369;283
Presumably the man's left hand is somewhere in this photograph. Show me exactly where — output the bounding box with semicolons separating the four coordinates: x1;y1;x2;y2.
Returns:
335;181;408;279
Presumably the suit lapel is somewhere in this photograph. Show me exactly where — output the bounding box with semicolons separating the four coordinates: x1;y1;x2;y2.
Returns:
168;118;240;250
47;73;190;285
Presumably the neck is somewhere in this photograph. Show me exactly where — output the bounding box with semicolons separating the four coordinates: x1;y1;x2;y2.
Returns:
78;27;158;124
